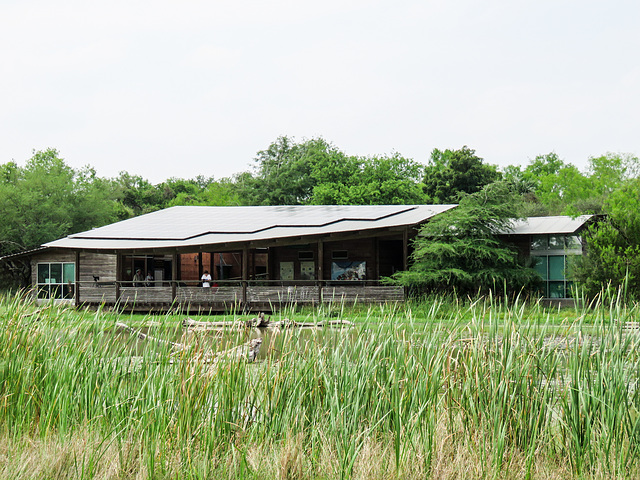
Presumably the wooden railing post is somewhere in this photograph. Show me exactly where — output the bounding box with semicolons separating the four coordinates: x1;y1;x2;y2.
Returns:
115;254;121;304
317;239;324;305
75;251;80;307
242;246;249;306
171;251;177;303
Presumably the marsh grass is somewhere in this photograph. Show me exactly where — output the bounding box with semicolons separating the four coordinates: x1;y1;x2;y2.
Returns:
2;292;640;479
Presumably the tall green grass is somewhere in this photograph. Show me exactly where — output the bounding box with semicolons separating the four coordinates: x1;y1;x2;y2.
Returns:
1;292;640;478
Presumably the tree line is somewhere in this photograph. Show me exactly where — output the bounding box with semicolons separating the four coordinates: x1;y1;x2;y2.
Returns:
1;137;639;299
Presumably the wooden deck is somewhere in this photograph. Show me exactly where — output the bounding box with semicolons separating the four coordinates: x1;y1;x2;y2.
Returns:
73;281;405;312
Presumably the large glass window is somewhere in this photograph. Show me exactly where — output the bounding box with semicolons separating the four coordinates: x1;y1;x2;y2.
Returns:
531;255;575;298
530;234;583;299
37;262;75;299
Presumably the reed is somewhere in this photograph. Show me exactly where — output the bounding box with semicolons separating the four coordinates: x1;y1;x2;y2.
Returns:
1;292;640;479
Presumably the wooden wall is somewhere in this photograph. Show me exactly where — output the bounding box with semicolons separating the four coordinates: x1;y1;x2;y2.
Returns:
79;252;117;283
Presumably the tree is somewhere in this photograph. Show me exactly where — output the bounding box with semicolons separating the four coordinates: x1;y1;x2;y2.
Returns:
240;136;330;205
309;153;426;205
515;152;639;216
238;136;428;206
0;149;120;286
423;146;501;203
390;182;540;296
572;178;640;300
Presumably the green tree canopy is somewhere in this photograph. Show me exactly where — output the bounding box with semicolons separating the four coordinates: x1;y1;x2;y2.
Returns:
237;136;427;206
573;178;640;300
422;146;501;203
0;149;120;285
390;182;540;296
508;152;640;216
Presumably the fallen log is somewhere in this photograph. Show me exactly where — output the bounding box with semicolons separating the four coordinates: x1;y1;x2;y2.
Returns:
116;322;185;351
182;318;244;330
206;338;263;363
184;314;354;330
268;318;355;328
116;322;262;367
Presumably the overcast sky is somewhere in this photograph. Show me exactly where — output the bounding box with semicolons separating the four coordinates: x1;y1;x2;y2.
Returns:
1;0;638;183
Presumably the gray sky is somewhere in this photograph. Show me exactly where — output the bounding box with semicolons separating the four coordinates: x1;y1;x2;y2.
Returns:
1;0;638;183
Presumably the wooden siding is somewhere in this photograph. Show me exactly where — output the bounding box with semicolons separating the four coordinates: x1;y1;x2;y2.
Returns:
79;252;117;283
177;286;243;305
71;283;404;311
322;286;405;303
119;287;173;304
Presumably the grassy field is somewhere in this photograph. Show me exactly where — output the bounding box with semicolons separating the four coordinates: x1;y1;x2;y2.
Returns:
2;291;640;479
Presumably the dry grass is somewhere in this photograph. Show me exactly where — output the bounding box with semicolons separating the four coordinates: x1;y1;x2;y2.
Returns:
2;423;639;480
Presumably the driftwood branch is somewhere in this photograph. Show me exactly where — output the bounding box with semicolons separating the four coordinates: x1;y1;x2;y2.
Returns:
115;323;261;366
116;322;185;351
205;338;263;363
183;313;354;331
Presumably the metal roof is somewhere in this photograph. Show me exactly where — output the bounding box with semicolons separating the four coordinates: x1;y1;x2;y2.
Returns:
506;215;594;235
44;205;457;251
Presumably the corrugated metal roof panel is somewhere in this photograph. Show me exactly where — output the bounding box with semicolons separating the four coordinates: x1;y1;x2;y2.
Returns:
71;205;417;240
44;205;457;250
506;215;593;235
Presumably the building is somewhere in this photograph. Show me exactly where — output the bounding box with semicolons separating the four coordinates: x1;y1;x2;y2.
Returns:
3;207;596;311
502;215;595;300
19;205;455;311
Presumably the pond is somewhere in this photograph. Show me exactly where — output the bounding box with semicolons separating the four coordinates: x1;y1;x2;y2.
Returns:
101;322;360;362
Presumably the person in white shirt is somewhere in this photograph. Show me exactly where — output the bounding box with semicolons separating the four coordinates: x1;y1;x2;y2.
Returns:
201;270;212;287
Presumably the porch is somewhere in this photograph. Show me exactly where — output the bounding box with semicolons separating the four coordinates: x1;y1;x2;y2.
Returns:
74;279;405;312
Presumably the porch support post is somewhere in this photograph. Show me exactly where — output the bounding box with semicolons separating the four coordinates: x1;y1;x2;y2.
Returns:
115;253;121;304
374;237;380;282
171;251;177;304
198;252;203;280
317;239;324;305
403;228;409;271
242;246;249;307
75;250;80;307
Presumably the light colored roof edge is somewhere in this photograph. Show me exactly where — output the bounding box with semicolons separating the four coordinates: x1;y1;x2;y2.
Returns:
505;215;595;235
0;246;52;262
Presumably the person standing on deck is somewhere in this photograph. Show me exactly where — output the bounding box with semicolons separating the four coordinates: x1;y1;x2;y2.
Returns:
201;270;212;288
133;269;144;287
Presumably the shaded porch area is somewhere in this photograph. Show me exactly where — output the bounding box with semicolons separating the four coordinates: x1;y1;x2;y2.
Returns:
73;232;410;312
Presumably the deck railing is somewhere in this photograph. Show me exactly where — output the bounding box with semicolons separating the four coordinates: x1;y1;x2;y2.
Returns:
73;279;404;310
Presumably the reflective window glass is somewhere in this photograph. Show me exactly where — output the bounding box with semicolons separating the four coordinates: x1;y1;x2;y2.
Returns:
565;235;582;249
532;256;547;281
37;264;49;284
49;264;62;284
548;236;564;249
531;235;548;250
36;262;75;300
548;256;565;281
548;281;565;298
63;263;75;283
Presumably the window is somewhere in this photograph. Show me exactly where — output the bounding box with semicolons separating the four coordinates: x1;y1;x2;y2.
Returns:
37;262;75;299
530;234;583;299
332;250;348;260
531;234;582;252
531;255;575;299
